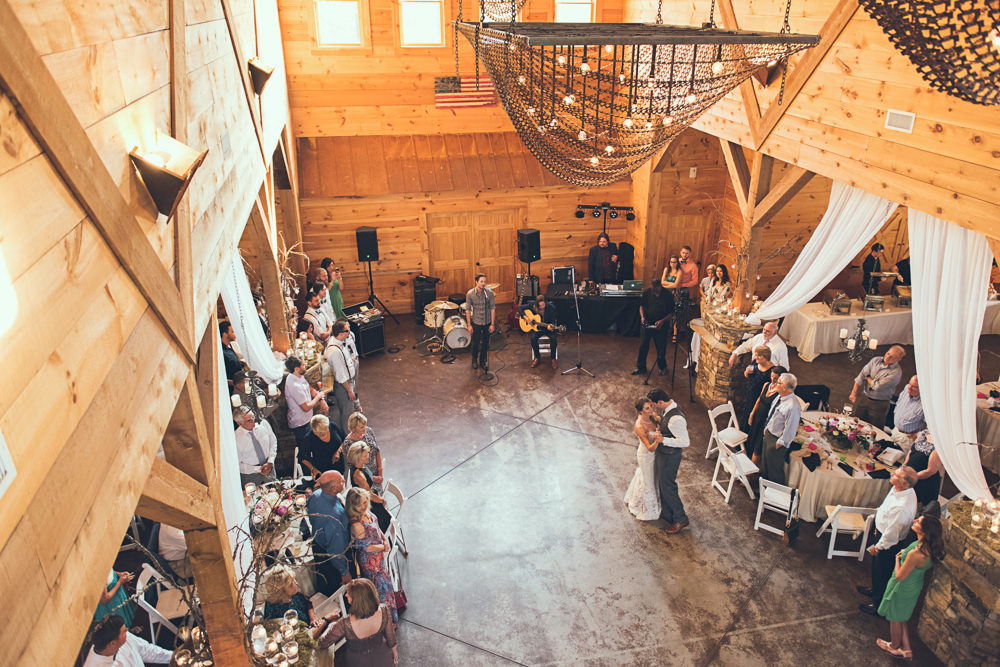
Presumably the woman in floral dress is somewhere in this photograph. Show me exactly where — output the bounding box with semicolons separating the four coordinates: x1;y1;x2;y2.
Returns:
345;488;397;623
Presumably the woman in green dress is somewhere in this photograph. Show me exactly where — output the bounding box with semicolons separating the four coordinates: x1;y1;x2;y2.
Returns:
93;569;135;626
876;515;945;660
321;259;345;320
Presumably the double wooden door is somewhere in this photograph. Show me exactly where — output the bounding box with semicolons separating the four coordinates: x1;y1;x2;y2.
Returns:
426;209;518;303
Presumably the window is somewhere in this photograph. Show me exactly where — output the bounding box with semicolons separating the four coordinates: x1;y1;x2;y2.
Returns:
554;0;593;22
399;0;445;47
0;426;16;501
315;0;368;47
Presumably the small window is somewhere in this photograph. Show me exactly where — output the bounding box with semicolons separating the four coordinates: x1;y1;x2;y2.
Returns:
554;0;593;22
316;0;364;46
400;0;445;47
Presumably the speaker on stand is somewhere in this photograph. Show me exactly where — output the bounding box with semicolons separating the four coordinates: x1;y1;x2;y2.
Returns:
355;226;398;324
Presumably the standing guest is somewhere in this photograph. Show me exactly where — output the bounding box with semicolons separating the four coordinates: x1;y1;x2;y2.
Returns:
891;376;925;456
624;397;664;521
587;232;619;283
262;564;316;625
220;320;242;390
677;246;699;299
647;388;690;534
745;365;787;466
343;412;384;496
285;356;328;447
346;443;392;533
83;614;171;667
305;291;332;343
660;255;682;292
858;466;919;615
740;346;775;432
863;242;886;294
326;264;346;321
296;318;316;341
518;293;559;369
465;273;495;372
849;345;906;430
903;431;943;510
233;406;277;486
759;373;801;486
342;317;361;381
325;320;361;435
700;264;716;297
307;471;353;595
315;280;336;330
728;321;790;371
877;515;945;660
316;578;398;666
706;264;732;302
345;488;398;623
157;524;192;580
299;414;347;479
93;569;135;626
632;278;675;377
891;256;911;287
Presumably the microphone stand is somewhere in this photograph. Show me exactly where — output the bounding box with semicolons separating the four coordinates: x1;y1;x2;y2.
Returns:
562;282;595;378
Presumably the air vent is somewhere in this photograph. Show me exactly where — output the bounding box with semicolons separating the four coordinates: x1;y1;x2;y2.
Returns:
884;109;916;134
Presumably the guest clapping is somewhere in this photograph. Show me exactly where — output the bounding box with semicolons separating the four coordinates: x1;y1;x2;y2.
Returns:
345;488;398;623
346;443;392;532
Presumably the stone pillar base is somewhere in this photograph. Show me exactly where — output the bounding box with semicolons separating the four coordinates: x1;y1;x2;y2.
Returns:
692;302;763;411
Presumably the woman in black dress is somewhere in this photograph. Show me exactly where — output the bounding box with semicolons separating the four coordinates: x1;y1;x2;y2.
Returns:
740;346;776;433
904;430;944;509
346;442;392;533
298;414;347;479
745;365;787;465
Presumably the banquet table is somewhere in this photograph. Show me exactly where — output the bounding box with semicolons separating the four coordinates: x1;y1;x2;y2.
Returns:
976;382;1000;474
779;299;1000;362
785;411;895;522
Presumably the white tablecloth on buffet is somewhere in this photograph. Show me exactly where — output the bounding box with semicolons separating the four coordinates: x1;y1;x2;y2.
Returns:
779;299;1000;362
785;411;894;522
976;382;1000;474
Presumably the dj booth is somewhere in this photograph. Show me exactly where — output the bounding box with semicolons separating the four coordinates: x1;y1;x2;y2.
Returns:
544;283;642;337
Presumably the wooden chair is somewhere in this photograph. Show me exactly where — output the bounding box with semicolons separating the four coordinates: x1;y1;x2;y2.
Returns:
754;479;799;537
711;441;759;503
815;505;876;560
706;401;748;459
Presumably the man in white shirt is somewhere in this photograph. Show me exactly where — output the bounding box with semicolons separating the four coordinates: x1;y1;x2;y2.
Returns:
728;321;789;371
760;373;802;486
315;280;336;328
233;406;278;486
305;291;331;343
284;355;328;446
858;466;918;615
84;614;171;667
157;523;191;579
647;388;690;534
325;320;361;435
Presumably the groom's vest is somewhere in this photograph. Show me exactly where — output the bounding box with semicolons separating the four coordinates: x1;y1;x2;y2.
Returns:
660;403;685;440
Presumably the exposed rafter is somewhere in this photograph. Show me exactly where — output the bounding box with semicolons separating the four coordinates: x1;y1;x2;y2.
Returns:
715;0;763;144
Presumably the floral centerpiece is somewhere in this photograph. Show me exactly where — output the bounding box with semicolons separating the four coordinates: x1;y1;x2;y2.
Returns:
245;480;310;532
816;414;878;453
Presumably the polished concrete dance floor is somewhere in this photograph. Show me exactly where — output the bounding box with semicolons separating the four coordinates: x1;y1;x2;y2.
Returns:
361;321;995;666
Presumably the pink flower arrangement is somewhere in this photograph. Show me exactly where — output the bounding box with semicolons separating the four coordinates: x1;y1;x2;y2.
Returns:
817;415;875;452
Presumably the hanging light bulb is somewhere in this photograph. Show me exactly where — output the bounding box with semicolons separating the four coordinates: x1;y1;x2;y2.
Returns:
712;61;724;74
580;59;591;73
537;125;546;134
662;115;673;125
645;121;653;130
623;117;633;128
685;89;697;104
604;44;614;53
618;73;626;84
578;130;587;141
991;28;1000;49
563;93;575;105
518;75;526;85
557;54;567;65
604;145;614;154
549;118;558;128
527;106;535;115
590;156;599;165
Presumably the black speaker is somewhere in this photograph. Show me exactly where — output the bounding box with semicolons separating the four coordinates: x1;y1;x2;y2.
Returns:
517;228;540;263
356;226;379;262
349;317;386;357
618;241;635;281
413;276;438;322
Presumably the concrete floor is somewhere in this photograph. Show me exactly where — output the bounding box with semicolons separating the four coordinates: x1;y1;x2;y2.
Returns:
358;318;999;666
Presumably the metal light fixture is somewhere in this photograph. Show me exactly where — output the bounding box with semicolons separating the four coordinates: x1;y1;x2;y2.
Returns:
839;318;878;364
577;203;634;233
248;58;275;95
129;131;208;219
859;0;1000;106
230;369;278;421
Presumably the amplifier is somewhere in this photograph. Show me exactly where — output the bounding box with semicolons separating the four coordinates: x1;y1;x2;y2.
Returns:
516;274;539;300
551;265;575;285
348;315;385;357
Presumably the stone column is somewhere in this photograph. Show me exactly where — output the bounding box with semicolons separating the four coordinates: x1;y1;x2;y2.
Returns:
692;302;763;411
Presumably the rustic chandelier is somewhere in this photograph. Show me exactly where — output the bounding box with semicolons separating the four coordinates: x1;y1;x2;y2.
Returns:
454;2;819;186
859;0;1000;106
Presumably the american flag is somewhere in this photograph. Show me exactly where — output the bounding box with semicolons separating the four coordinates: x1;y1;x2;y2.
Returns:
434;76;497;108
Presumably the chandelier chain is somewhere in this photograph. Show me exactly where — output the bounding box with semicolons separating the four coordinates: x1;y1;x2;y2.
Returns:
708;0;717;28
454;0;463;76
781;0;792;33
655;0;663;25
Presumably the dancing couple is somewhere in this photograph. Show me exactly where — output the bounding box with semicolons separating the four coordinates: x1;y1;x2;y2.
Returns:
623;389;691;534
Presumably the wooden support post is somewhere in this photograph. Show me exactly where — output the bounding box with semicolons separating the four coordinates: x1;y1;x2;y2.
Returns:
136;457;216;531
752;167;816;228
162;372;251;667
719;140;752;218
715;0;762;142
630;158;662;285
249;197;291;352
733;153;773;313
197;315;222;465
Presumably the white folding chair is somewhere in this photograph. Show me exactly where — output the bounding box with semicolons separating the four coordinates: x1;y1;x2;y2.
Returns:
711;441;759;503
119;515;145;552
386;544;402;601
531;335;558;360
706;401;748;459
815;505;876;560
313;584;348;651
754;479;799;536
383;479;407;555
292;446;305;482
136;563;191;642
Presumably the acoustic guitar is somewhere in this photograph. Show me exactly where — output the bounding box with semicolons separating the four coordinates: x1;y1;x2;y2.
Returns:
519;309;568;334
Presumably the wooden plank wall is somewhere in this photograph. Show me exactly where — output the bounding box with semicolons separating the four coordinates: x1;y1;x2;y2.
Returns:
625;0;1000;242
279;0;625;137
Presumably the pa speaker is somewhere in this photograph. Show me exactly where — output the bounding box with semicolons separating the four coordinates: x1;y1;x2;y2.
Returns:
356;227;379;262
517;228;540;263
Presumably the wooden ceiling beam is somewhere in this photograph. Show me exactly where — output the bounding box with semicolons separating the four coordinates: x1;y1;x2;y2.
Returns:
136;457;216;531
752;166;816;228
719;139;751;219
249;196;292;352
653;129;692;173
0;0;195;363
715;0;762;143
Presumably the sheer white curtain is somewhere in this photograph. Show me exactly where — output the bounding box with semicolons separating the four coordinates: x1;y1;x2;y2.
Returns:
909;210;994;501
747;181;898;325
221;256;284;384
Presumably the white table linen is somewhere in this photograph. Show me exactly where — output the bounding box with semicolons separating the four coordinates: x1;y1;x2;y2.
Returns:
976;382;1000;474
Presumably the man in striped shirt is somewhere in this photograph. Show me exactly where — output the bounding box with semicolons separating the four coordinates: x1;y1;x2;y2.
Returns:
891;376;925;455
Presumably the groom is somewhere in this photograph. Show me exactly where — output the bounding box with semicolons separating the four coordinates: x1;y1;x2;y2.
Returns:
647;389;690;534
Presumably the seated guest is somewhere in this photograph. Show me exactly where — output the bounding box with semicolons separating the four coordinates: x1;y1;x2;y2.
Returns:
587;232;619;283
849;345;906;431
285;355;328;447
300;414;347;479
903;431;943;510
317;579;398;665
661;255;682;291
740;346;775;432
745;365;787;466
305;291;332;343
233;406;277;486
759;373;801;486
728;321;789;371
157;524;192;580
345;443;392;533
518;293;558;369
343;413;383;497
345;488;398;623
307;472;352;596
84;614;171;667
877;515;945;660
891;376;925;456
858;466;919;615
296;318;315;341
93;569;135;626
263;564;316;625
706;264;732;302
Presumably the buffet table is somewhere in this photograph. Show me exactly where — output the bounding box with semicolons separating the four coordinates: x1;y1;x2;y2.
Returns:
779;299;1000;362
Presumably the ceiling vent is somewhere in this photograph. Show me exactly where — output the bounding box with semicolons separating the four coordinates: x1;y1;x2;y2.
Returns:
884;109;916;134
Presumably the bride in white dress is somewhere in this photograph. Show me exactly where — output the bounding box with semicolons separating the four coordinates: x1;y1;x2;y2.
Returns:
624;397;663;520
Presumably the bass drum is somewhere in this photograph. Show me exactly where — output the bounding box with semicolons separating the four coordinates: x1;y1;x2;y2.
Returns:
443;316;471;349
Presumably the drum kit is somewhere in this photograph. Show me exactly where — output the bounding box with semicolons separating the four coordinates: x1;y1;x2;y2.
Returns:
421;283;498;353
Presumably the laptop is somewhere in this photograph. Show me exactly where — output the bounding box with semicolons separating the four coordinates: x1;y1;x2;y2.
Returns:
624;280;643;291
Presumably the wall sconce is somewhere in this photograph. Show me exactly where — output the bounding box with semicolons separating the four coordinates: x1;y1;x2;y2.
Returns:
129;132;208;220
248;58;275;95
752;59;785;88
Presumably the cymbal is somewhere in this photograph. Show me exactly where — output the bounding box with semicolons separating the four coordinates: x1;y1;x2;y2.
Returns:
425;300;458;311
487;283;500;292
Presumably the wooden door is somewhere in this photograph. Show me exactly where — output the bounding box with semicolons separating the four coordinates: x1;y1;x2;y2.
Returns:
656;213;709;279
472;209;517;304
426;212;474;299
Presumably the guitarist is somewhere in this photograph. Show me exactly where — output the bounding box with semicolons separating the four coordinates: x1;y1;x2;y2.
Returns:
518;294;559;370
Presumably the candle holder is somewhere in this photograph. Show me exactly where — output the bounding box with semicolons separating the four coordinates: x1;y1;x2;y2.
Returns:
239;368;278;422
280;623;296;642
972;512;985;532
839;318;877;364
282;642;299;661
283;610;299;626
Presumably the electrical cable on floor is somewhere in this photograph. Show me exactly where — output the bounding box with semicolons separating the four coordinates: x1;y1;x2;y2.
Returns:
387;344;402;354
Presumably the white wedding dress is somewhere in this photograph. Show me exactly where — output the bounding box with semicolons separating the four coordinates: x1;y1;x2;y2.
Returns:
624;433;661;521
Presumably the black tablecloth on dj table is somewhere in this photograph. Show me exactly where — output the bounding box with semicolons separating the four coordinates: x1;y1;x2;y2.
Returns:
544;284;641;337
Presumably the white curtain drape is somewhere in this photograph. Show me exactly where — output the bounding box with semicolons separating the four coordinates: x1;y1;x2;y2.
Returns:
216;336;255;611
908;210;993;501
221;256;284;384
747;181;898;325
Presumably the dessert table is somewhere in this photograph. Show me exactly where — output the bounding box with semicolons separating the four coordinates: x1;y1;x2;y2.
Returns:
976;382;1000;474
